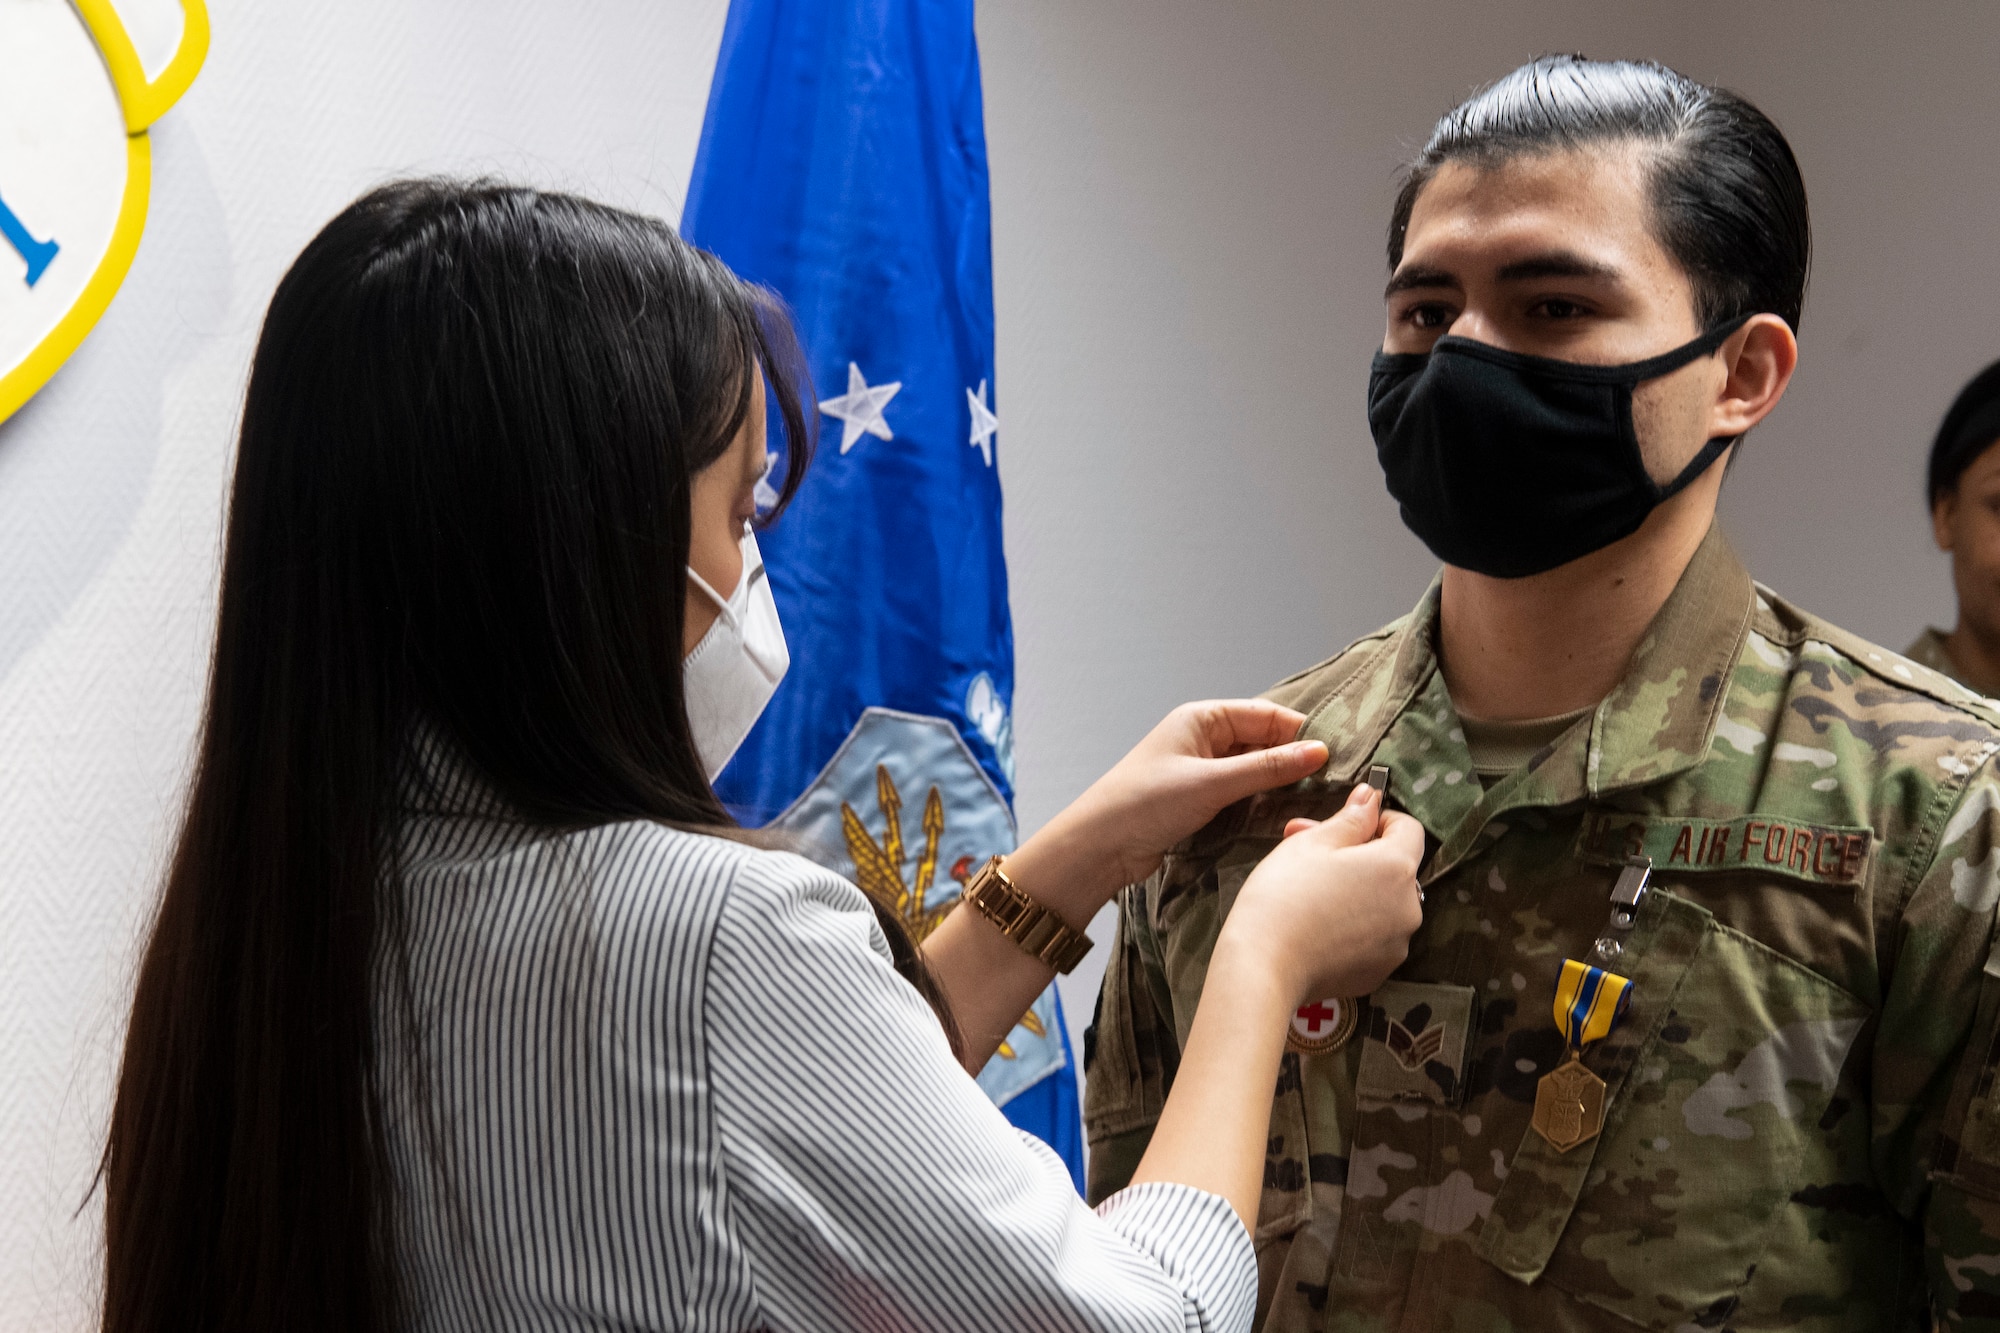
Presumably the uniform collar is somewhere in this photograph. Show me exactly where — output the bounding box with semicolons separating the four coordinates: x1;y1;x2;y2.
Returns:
1585;523;1754;795
1299;524;1754;878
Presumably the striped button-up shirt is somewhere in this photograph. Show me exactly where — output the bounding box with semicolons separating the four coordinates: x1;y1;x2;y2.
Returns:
376;755;1253;1331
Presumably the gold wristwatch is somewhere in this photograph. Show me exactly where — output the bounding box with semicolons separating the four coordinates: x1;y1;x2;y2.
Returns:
961;855;1094;974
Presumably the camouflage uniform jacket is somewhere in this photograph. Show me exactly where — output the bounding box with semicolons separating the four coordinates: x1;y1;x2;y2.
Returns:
1085;527;2000;1330
1907;628;1970;692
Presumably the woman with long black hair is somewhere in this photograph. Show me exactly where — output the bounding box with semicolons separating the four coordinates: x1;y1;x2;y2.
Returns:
100;180;1423;1333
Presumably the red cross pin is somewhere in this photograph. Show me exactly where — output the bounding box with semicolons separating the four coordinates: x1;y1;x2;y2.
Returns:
1288;996;1358;1054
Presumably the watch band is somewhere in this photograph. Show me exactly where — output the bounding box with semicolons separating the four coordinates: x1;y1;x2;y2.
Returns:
961;855;1094;974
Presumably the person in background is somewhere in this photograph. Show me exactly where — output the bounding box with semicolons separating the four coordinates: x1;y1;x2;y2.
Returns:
96;180;1425;1333
1911;359;2000;694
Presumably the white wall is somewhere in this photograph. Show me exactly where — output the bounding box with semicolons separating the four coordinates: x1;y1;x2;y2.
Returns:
0;2;731;1324
3;0;1998;1324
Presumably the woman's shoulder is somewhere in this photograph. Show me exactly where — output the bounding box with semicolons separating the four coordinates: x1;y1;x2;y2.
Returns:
580;821;877;939
576;824;895;1021
581;820;848;888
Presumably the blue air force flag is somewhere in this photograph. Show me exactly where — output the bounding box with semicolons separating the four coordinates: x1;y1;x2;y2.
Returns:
683;0;1083;1182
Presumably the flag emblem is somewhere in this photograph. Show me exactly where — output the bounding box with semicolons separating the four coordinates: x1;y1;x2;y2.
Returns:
766;709;1065;1104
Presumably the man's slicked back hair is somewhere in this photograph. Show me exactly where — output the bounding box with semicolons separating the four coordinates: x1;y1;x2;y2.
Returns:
1389;55;1811;333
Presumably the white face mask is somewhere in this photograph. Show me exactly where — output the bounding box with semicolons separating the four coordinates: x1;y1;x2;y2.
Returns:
684;529;790;780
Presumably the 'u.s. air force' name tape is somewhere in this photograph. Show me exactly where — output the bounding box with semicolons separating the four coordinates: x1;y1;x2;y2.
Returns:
1577;811;1873;887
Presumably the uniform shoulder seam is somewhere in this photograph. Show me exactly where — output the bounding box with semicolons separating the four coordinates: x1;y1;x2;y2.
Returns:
1755;587;2000;730
1261;618;1408;708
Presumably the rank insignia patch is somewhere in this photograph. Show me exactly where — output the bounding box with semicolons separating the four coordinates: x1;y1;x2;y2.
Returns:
1386;1015;1447;1071
1356;980;1476;1106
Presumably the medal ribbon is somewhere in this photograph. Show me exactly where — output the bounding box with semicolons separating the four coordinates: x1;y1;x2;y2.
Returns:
1552;958;1632;1050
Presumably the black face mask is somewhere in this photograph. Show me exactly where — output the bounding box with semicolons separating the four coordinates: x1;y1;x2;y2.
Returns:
1367;316;1751;579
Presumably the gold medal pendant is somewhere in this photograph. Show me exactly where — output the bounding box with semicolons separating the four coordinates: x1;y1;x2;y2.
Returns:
1532;1052;1607;1152
1534;957;1631;1152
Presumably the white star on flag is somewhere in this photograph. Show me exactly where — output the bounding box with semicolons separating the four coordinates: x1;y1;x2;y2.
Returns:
967;379;998;467
819;361;901;453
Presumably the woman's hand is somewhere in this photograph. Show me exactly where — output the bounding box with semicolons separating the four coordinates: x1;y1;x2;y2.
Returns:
925;699;1337;1074
1007;700;1330;918
1213;783;1426;1005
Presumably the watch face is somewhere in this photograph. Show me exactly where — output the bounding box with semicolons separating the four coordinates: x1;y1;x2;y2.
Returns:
1288;996;1358;1054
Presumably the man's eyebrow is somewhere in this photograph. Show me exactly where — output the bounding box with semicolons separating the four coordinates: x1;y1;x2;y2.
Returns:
1383;265;1460;299
1493;251;1623;284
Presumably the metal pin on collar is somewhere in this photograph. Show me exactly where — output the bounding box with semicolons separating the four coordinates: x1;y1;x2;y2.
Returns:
1609;855;1651;926
1591;855;1652;963
1363;763;1419;904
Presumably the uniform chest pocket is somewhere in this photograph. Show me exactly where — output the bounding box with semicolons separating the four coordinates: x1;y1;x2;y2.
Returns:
1476;889;1869;1329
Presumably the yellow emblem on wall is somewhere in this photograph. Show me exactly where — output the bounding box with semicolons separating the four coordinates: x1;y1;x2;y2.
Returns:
0;0;209;424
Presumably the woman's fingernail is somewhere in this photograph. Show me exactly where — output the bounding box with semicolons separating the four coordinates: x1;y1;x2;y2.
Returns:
1348;782;1373;805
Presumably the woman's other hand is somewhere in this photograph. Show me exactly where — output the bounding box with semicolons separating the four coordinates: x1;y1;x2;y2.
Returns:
1217;783;1426;1004
1012;701;1328;910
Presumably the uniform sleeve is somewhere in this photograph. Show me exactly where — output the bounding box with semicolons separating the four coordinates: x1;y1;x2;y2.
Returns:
1084;881;1182;1204
1885;757;2000;1324
704;851;1254;1333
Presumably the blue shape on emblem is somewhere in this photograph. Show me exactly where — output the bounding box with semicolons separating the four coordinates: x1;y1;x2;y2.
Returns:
766;708;1065;1107
0;190;58;287
965;672;1014;788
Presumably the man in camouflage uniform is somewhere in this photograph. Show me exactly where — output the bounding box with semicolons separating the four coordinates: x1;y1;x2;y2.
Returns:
1086;57;2000;1329
1910;359;2000;696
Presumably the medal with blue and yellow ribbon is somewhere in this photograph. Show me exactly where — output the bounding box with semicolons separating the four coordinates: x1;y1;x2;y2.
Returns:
1531;959;1634;1152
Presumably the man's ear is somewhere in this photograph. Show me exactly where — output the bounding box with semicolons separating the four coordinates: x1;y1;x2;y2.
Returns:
1935;491;1959;553
1708;314;1799;441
